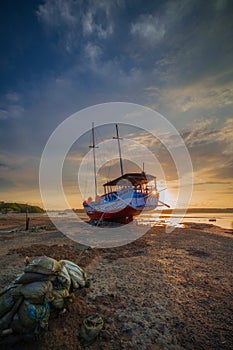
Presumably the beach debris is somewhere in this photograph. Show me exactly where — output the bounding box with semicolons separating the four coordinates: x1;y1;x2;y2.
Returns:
0;255;90;346
79;314;104;345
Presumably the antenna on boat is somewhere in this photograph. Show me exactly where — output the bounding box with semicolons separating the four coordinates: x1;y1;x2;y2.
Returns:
89;122;97;197
113;124;124;176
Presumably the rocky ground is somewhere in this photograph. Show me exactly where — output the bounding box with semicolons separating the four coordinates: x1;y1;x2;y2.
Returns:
0;214;233;349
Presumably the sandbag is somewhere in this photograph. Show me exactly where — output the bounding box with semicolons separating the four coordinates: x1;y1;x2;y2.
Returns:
20;281;53;305
0;291;15;318
79;315;103;345
24;256;61;275
14;272;51;285
12;300;50;334
0;297;23;330
59;260;87;288
51;265;71;291
0;256;90;340
51;289;70;310
0;283;20;297
11;311;37;334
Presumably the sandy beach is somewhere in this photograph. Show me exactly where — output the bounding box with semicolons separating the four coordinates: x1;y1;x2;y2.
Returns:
0;214;232;350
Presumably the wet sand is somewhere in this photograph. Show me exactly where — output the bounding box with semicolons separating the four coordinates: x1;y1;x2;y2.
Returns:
0;214;232;349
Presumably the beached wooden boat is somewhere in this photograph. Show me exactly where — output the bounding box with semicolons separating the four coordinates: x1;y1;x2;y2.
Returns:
83;124;161;223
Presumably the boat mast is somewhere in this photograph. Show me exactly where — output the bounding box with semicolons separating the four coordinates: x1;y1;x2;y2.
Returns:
114;124;124;177
89;122;97;197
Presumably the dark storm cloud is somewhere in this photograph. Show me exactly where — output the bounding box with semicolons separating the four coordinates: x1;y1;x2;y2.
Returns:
154;1;233;87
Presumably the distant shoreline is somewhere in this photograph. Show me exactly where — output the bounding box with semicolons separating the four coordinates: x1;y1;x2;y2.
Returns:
73;208;233;214
5;207;231;214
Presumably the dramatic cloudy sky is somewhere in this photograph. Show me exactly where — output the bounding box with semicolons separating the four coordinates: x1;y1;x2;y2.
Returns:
0;0;233;208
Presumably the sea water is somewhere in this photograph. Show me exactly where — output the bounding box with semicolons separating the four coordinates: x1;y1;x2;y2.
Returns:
50;210;233;230
136;211;233;230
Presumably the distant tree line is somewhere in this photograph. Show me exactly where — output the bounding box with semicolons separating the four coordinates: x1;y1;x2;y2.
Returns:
0;202;45;213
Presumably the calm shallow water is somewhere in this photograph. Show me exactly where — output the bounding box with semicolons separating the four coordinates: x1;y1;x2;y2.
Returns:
136;212;233;230
3;211;232;231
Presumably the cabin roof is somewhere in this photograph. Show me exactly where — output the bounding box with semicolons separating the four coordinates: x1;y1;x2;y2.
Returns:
103;172;156;187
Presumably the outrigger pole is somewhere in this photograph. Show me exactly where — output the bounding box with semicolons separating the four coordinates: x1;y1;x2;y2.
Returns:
114;124;124;177
89;122;97;197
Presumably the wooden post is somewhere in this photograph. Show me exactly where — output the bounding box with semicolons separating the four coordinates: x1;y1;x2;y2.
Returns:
25;206;30;230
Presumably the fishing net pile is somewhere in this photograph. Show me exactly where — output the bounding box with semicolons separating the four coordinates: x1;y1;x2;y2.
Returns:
0;256;89;345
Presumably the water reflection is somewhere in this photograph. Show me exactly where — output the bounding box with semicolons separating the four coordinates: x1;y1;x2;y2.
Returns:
136;212;233;230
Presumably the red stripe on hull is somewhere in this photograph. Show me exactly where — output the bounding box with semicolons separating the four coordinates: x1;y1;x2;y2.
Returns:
85;205;143;221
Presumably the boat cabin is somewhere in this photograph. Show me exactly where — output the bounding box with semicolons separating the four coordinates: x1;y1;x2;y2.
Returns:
103;172;157;197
